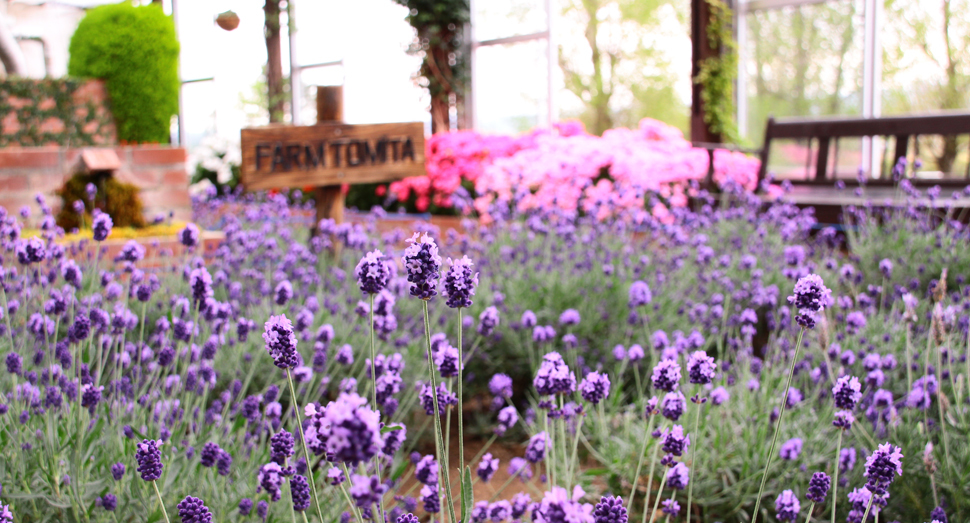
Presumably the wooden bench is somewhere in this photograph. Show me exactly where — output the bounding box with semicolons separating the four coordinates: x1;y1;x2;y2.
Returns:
756;112;970;187
694;112;970;189
693;112;970;224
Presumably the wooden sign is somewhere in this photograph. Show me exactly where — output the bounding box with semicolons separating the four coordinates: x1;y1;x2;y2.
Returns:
240;122;426;190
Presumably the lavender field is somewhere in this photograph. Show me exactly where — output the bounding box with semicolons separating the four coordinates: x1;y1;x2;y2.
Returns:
0;179;968;523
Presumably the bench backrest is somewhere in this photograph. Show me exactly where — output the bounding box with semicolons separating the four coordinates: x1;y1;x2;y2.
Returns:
757;112;970;187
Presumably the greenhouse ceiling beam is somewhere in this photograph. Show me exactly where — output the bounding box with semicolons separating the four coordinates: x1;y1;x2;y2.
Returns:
738;0;829;14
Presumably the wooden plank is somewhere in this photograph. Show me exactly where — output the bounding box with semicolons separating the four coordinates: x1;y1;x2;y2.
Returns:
239;122;426;190
767;112;970;140
815;136;830;181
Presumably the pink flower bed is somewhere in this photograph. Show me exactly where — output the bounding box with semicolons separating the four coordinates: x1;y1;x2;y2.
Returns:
389;118;760;222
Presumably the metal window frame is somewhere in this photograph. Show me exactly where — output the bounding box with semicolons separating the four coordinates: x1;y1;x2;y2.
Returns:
467;0;556;131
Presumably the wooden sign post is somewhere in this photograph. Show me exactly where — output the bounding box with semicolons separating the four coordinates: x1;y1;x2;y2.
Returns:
240;86;426;223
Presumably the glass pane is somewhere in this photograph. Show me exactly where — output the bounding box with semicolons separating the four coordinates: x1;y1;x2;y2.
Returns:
181;81;218;149
882;0;970;176
742;0;865;146
474;40;549;134
474;0;547;42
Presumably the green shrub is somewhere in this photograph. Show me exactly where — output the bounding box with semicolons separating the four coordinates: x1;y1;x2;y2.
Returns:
56;172;146;230
67;2;179;144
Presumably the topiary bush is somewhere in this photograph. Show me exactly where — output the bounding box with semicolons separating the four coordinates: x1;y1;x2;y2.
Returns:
67;2;179;144
56;173;146;231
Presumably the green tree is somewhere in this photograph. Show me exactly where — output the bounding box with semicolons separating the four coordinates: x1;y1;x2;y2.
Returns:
559;0;688;135
68;2;179;144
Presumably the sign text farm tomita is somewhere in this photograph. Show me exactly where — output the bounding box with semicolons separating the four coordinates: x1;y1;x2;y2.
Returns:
240;122;425;191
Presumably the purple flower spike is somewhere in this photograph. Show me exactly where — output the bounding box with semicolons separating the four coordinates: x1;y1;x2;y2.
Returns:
533;352;576;396
832;375;862;410
403;232;441;300
864;443;903;496
92;212;112;242
443;255;478;309
806;472;831;503
667;462;689;490
477;453;499;482
593;495;627;523
177;496;212;523
779;438;803;460
651;359;681;393
356;250;391;295
774;490;800;521
291;475;311;512
579;371;611;404
687;350;716;385
263;315;299;369
135;439;163;481
179;223;200;248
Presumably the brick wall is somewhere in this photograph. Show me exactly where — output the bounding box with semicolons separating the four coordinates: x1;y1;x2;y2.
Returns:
0;145;190;223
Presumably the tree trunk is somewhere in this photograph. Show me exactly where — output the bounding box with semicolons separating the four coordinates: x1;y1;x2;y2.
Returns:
264;0;285;123
0;13;26;77
427;45;452;133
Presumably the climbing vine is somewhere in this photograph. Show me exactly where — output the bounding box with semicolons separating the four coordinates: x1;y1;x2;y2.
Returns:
0;78;115;147
695;0;739;143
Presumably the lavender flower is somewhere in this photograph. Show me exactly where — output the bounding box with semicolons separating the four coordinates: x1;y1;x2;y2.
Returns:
592;495;627;523
660;499;680;517
478;453;499;482
275;280;293;306
774;490;800;521
687;350;716;384
525;432;548;463
189;268;213;307
291;474;311;512
443;255;478;308
101;493;117;511
92;212;112;241
710;386;729;405
258;462;285;501
533;352;576;396
864;443;903;496
628;281;652;308
304;392;382;465
806;472;831;503
532;486;594;523
559;309;581;326
416;455;439;485
356;250;391;295
135;439;163;481
788;274;831;328
180;223;200;248
239;498;253;516
661;425;691;456
579;371;611;404
651;359;681;392
263;315;299;369
661;391;686;421
403;232;441;300
667;462;689;490
177;496;212;523
111;462;125;481
779;438;803;460
478;306;500;336
489;374;513;398
833;375;863;410
833;410;855;430
420;484;440;513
